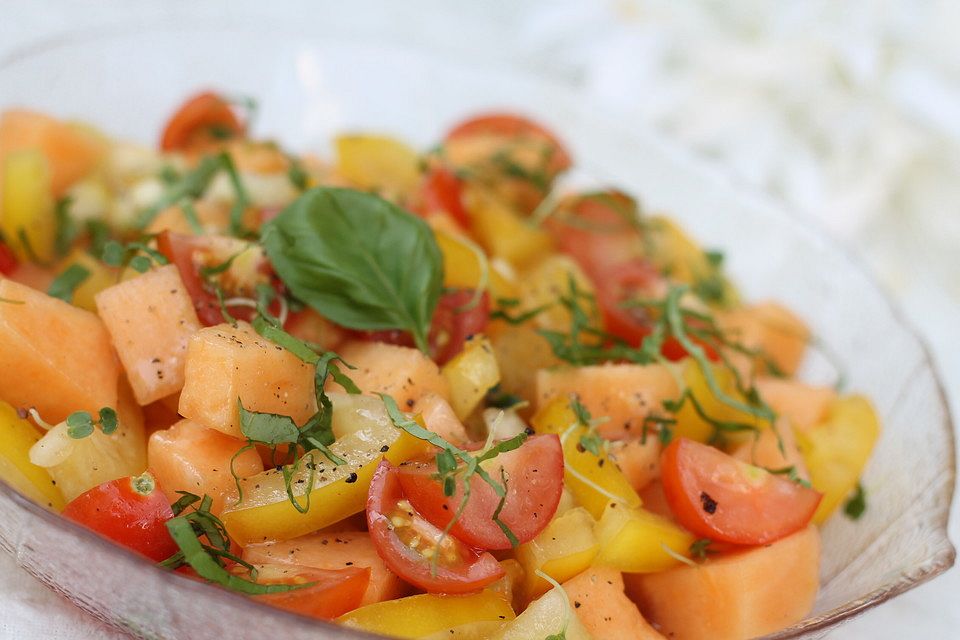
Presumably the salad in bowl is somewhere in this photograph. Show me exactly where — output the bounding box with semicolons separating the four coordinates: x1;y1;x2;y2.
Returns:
0;91;882;639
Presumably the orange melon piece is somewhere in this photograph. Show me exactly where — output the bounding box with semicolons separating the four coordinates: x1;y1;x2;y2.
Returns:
328;341;450;413
0;109;106;196
563;567;664;640
719;302;809;378
608;437;661;492
536;364;679;439
0;278;118;423
625;526;821;640
95;264;202;405
730;419;809;480
756;377;837;432
418;393;469;445
144;200;231;236
178;321;316;438
243;531;403;606
148;418;262;515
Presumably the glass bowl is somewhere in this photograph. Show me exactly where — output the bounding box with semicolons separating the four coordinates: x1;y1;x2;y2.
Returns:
0;25;953;640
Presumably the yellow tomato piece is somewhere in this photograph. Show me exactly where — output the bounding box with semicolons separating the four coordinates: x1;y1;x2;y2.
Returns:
515;506;599;603
442;335;501;419
1;150;56;263
467;189;553;271
222;418;427;545
796;395;880;524
338;591;515;639
532;396;641;519
0;401;64;510
647;216;738;307
673;359;772;444
433;225;518;301
594;503;695;573
517;254;598;333
335;134;421;199
55;249;117;312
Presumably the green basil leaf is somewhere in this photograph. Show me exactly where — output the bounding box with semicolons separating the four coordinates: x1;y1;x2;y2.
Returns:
238;400;301;445
262;187;443;352
47;264;91;303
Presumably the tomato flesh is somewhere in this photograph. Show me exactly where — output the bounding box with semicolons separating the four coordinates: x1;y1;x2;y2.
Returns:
354;289;489;365
0;241;17;275
397;434;564;550
160;91;244;152
248;564;370;620
62;471;179;561
660;438;822;545
415;164;471;229
367;460;504;594
445;113;572;175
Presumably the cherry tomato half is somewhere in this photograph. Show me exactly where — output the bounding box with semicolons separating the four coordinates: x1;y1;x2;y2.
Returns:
445;113;572;175
0;241;17;275
62;471;179;562
414;164;471;230
246;564;370;620
367;461;504;594
660;438;822;545
355;289;489;365
160;91;244;152
156;231;225;326
397;434;564;550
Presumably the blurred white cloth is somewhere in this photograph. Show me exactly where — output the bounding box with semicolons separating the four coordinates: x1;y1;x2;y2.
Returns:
1;1;957;638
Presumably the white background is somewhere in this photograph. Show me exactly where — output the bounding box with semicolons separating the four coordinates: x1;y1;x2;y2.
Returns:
1;1;957;638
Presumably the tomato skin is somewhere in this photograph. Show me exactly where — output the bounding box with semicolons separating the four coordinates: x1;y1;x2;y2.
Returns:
62;471;179;562
397;434;564;550
354;289;489;365
445;113;572;175
660;438;822;545
0;241;17;275
415;164;471;229
156;231;224;326
252;564;370;620
367;461;505;594
160;92;244;152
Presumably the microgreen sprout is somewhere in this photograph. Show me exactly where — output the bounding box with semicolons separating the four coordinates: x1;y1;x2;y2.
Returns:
65;407;118;439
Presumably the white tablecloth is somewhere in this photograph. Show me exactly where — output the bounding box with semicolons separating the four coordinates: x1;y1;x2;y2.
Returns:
1;1;957;638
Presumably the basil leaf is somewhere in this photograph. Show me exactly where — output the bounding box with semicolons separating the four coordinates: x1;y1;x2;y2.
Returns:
262;187;443;352
47;264;91;303
238;400;300;445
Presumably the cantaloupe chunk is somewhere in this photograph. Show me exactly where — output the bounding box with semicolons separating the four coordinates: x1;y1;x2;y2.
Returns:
608;437;661;493
178;321;316;438
243;530;404;606
36;380;147;501
719;302;809;378
96;264;202;405
328;341;450;414
0;278;118;423
563;567;664;640
144;200;232;236
0;109;106;196
536;364;679;439
148;418;263;515
625;525;821;640
755;377;837;432
730;419;809;480
418;393;469;444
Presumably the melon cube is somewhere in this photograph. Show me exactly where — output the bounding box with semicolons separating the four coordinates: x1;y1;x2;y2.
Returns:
0;278;118;423
178;321;316;438
95;264;201;405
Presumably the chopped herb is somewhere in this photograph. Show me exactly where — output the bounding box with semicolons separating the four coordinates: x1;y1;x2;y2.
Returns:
47;264;91;303
844;483;867;520
53;197;77;258
485;386;525;410
690;538;713;561
179;199;205;235
766;465;812;489
287;157;309;191
65;407;117;439
100;238;169;272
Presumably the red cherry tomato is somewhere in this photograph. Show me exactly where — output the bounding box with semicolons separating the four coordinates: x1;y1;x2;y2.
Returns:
248;564;370;620
355;289;489;365
367;461;504;594
62;471;179;562
397;434;564;550
660;438;822;545
156;231;225;326
445;113;572;175
415;164;471;230
160;92;244;152
0;241;17;275
545;190;642;276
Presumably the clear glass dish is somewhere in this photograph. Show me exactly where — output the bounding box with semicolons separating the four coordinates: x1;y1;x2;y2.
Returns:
0;25;953;640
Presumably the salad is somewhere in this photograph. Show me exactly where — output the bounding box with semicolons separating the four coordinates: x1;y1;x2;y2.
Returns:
0;92;880;639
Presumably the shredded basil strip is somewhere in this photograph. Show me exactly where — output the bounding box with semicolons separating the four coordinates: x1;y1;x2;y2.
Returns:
47;264;91;303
